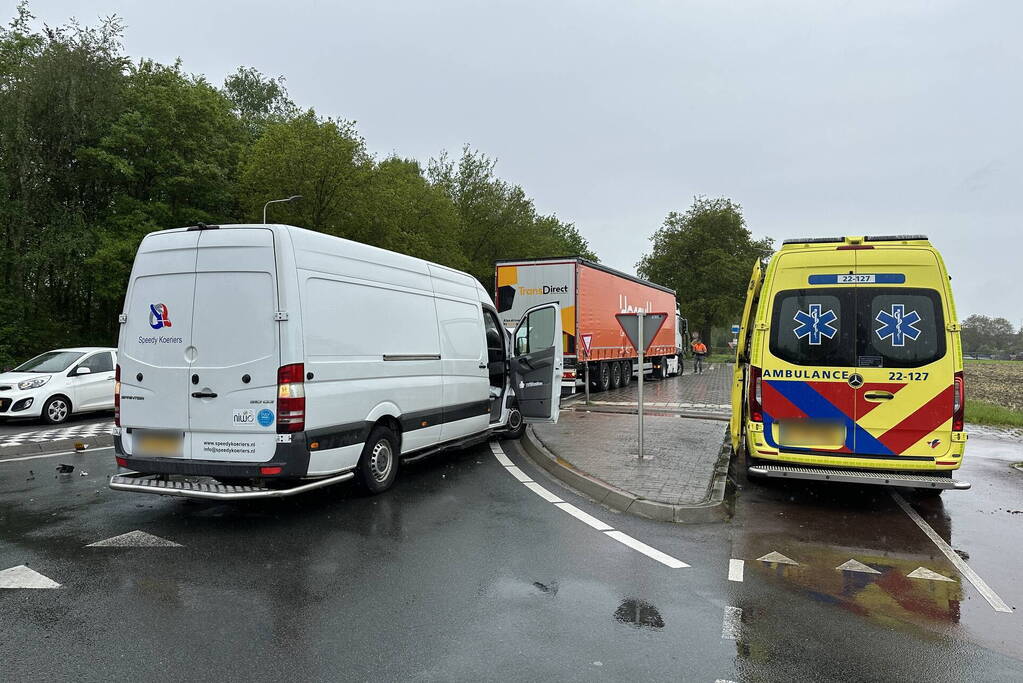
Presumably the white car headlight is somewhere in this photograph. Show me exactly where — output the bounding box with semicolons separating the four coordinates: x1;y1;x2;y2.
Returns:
18;375;51;390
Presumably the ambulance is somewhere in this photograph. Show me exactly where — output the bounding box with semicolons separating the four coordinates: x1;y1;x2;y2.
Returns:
730;235;969;492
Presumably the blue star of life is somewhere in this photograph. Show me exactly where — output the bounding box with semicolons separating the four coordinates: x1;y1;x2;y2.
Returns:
875;304;922;347
793;303;838;345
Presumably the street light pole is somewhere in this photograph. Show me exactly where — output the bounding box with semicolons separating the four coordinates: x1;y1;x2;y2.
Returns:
263;195;303;224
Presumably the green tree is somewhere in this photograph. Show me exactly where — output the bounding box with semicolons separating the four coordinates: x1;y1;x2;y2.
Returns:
222;66;298;136
961;314;1018;355
636;196;773;345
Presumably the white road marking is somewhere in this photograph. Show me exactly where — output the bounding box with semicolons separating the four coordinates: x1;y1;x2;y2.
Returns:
757;551;798;565
489;440;688;568
0;445;114;464
0;565;61;589
907;566;954;582
555;502;615;531
721;606;742;639
836;559;881;574
891;491;1011;613
728;558;744;582
87;530;182;547
604;530;689;568
505;465;533;483
522;481;563;503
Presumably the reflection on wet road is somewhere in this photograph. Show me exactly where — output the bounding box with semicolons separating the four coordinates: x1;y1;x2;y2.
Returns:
0;424;1020;681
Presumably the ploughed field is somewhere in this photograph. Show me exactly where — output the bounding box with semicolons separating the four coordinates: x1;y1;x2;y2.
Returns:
965;360;1023;411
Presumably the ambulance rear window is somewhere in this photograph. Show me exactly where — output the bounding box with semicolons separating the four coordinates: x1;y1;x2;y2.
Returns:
770;290;855;367
859;289;945;368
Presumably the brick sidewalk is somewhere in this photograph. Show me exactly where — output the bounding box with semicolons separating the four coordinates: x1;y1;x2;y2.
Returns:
570;362;733;414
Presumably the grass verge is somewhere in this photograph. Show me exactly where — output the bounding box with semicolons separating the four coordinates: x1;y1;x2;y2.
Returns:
965;399;1023;428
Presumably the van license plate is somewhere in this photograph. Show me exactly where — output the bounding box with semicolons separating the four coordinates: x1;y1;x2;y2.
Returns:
136;433;183;457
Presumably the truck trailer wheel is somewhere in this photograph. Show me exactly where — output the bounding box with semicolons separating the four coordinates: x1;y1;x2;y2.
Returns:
592;362;611;392
609;361;622;389
620;361;632;386
357;426;400;493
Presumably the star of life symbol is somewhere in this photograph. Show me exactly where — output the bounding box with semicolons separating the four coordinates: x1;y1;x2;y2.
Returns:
875;304;922;347
793;304;838;345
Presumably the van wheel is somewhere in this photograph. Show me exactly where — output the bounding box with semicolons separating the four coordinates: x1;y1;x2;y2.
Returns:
592;362;611;392
609;361;622;389
356;426;399;494
620;361;632;386
42;395;72;425
500;405;526;440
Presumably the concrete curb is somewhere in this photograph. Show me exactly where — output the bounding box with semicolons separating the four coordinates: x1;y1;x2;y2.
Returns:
520;425;732;523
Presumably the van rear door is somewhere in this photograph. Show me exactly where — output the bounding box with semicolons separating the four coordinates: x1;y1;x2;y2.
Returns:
851;248;953;458
119;231;201;434
186;228;281;462
511;303;563;423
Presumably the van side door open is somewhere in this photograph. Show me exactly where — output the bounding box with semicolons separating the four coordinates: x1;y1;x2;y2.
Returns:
511;303;563;423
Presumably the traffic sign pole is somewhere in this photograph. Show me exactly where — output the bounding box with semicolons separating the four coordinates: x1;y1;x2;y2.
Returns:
637;312;644;460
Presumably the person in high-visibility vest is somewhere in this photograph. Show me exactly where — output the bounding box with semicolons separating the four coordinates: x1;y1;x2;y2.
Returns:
691;335;708;374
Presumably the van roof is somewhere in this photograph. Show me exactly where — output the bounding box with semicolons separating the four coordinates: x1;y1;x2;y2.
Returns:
781;235;931;249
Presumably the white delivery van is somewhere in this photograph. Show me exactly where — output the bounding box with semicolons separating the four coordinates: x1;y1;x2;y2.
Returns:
110;224;562;500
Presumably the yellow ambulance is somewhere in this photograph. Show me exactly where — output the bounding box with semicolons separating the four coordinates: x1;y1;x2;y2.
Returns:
730;234;969;493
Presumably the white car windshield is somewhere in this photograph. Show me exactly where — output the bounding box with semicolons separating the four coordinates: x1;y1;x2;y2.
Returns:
13;351;84;373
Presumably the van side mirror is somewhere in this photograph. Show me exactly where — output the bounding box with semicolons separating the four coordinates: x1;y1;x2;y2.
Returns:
74;366;92;376
515;337;528;356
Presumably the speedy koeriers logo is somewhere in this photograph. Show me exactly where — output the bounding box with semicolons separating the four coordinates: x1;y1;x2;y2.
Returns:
518;285;569;295
149;303;172;330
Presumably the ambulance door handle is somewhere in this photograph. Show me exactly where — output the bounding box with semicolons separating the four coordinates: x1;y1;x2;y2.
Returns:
864;391;893;401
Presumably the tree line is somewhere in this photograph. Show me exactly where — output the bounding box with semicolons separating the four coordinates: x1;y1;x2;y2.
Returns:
961;315;1023;359
0;4;593;366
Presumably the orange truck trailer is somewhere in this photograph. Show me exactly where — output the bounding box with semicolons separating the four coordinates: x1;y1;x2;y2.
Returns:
495;258;686;394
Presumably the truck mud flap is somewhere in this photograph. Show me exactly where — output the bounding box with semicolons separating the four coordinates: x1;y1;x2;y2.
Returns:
748;465;970;490
109;471;354;500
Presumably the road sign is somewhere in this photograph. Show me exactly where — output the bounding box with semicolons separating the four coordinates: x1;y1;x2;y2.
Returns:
731;324;741;335
615;312;668;353
580;333;593;357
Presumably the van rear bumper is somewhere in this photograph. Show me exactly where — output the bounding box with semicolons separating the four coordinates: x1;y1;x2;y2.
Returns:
109;471;354;500
748;464;970;490
112;433;310;478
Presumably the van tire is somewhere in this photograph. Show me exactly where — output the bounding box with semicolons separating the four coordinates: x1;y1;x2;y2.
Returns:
620;361;632;386
609;361;622;389
592;362;611;392
42;395;72;425
356;426;400;494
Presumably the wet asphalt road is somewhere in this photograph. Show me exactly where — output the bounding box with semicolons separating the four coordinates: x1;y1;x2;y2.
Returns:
1;424;1021;681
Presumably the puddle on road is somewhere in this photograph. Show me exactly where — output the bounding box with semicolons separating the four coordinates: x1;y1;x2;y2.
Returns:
613;599;665;629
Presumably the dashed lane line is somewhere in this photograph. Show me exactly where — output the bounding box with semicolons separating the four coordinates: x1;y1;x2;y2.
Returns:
891;491;1012;613
490;440;689;569
728;559;744;582
721;606;742;639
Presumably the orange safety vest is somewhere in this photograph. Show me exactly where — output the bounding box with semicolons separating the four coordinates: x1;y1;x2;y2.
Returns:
692;342;707;354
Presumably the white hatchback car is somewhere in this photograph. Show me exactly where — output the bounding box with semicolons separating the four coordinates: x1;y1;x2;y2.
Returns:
0;347;117;424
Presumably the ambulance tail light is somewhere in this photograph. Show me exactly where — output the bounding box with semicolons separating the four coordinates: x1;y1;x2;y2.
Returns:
748;365;763;422
114;364;121;427
277;363;305;433
952;370;964;431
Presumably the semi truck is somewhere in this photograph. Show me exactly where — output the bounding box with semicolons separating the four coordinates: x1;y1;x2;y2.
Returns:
495;257;687;394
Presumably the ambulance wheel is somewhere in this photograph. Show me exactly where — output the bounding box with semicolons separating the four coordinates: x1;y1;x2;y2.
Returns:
592;362;611;392
609;361;622;389
357;426;399;494
620;361;632;386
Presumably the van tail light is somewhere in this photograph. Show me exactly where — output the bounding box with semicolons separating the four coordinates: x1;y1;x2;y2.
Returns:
748;365;763;422
114;364;121;427
952;370;964;431
277;363;305;433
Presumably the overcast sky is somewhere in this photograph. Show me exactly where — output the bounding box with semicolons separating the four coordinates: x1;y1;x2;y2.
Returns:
35;0;1023;325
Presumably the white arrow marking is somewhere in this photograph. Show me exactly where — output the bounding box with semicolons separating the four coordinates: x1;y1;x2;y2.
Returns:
86;530;182;547
757;551;798;565
836;559;881;574
907;566;955;582
0;565;61;589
